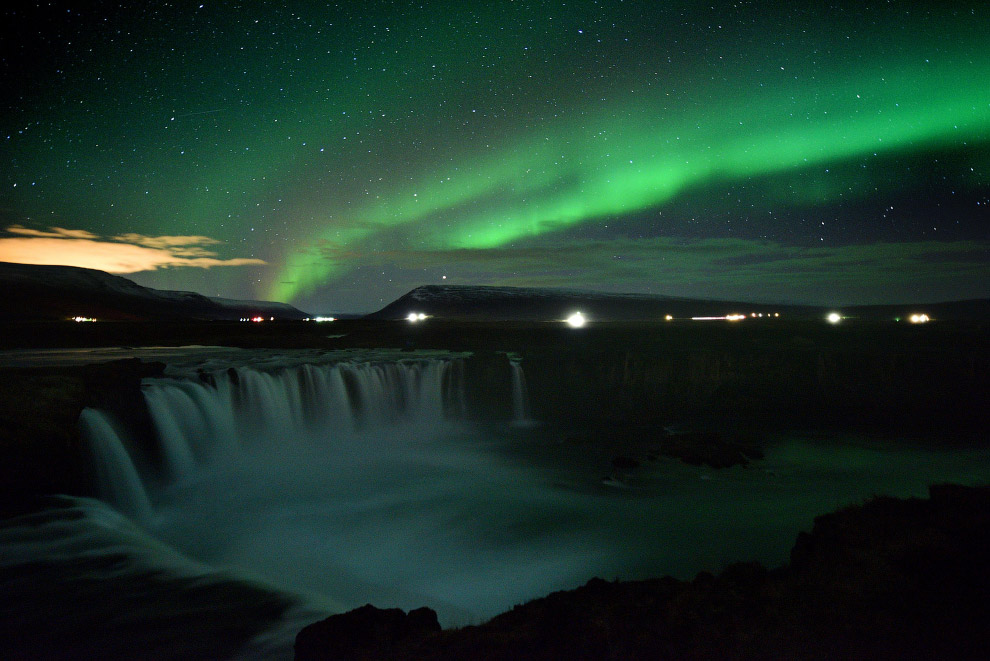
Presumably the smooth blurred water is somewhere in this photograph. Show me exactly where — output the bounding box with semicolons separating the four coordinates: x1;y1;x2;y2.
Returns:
7;428;990;659
4;352;990;659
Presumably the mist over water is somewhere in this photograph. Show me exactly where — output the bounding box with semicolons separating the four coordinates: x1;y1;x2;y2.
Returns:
5;350;990;659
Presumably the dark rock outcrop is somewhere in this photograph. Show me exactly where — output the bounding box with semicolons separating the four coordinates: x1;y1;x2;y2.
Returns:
0;358;165;515
462;352;514;421
564;424;762;471
295;604;441;661
520;326;988;438
295;484;990;660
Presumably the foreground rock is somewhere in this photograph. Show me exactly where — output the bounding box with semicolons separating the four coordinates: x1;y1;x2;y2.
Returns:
296;484;990;660
296;604;441;661
0;358;164;516
564;424;763;472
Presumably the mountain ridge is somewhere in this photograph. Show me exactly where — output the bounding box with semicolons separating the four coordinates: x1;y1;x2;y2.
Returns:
368;284;990;321
0;262;309;321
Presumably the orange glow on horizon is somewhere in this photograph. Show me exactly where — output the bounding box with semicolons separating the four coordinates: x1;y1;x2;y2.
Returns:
0;230;266;273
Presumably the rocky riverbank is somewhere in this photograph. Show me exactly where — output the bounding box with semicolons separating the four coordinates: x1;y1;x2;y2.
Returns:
296;483;990;660
0;358;164;516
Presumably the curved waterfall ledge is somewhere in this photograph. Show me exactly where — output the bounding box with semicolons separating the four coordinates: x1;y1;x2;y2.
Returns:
4;346;989;659
81;355;480;520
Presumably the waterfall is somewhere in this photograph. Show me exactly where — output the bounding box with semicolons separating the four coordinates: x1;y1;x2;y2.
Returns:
79;408;154;523
509;360;533;426
79;358;467;517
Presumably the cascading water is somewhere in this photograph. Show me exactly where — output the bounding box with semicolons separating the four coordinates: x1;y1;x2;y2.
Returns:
10;349;990;660
79;408;154;523
120;359;460;495
509;359;533;426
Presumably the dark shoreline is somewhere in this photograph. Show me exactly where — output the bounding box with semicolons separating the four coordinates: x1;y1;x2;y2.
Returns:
296;483;990;660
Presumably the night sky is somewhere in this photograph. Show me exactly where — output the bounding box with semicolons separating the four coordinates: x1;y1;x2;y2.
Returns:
2;1;988;313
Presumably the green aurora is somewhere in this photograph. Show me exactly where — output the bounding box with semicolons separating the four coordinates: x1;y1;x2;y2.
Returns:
2;1;987;311
272;48;990;302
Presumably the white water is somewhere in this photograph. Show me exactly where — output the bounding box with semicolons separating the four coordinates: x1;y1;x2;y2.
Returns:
509;360;533;426
79;408;154;523
8;352;990;659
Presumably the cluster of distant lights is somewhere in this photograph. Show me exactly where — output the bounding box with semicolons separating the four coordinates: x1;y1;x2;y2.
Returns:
569;311;781;326
237;316;338;322
70;311;933;326
400;310;935;326
565;311;933;326
224;310;939;327
827;312;931;324
689;312;779;322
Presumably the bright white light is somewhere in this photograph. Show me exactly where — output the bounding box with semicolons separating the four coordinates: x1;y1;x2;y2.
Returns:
312;316;336;322
407;312;419;322
71;316;96;322
565;311;586;328
664;314;673;321
692;315;745;321
827;312;842;324
909;313;930;324
417;312;427;320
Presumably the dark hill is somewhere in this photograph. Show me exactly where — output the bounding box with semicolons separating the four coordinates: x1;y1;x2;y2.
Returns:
0;262;309;321
366;285;815;321
367;285;989;322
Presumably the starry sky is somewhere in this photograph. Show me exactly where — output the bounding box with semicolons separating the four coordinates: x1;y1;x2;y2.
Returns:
2;1;988;313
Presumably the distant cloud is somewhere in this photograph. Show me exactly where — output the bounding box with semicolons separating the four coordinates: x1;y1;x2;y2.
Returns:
112;233;222;249
0;225;265;273
6;225;99;240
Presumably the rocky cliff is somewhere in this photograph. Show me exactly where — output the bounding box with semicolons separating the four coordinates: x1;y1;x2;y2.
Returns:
296;484;990;660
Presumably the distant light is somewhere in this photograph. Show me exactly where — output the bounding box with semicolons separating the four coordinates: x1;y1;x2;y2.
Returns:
251;316;265;323
692;314;746;322
565;311;586;328
665;314;673;321
774;312;780;318
310;316;336;322
909;313;930;324
751;312;757;318
407;312;428;322
827;312;842;324
71;316;96;322
418;312;427;320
